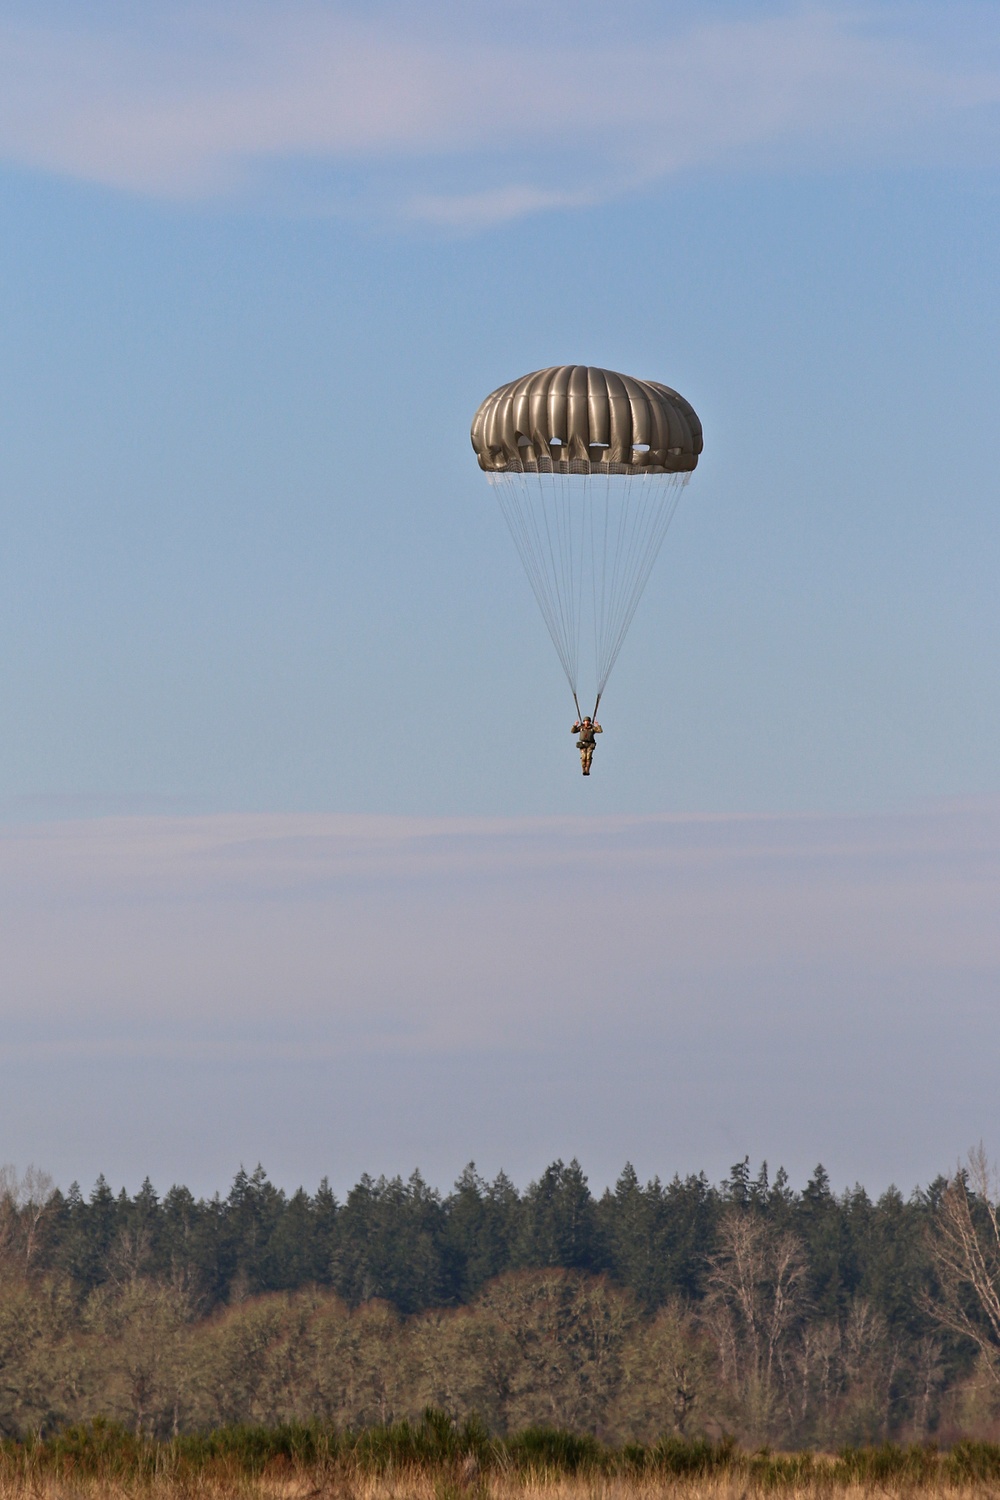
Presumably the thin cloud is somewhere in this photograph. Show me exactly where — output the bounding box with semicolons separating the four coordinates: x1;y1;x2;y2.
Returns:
0;4;997;219
1;804;998;1049
405;184;605;231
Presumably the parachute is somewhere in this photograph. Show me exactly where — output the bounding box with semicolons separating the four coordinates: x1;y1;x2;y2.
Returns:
471;365;702;717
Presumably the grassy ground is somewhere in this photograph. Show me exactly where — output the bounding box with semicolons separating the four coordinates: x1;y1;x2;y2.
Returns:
4;1474;1000;1500
5;1420;1000;1499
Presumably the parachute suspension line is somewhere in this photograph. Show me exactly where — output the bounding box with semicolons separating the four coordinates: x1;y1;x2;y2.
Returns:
595;473;687;695
599;470;642;692
591;471;614;707
546;466;583;692
490;471;581;694
527;468;566;681
534;464;583;692
570;470;586;690
599;469;633;691
531;467;574;686
488;467;689;704
592;467;639;696
494;475;564;681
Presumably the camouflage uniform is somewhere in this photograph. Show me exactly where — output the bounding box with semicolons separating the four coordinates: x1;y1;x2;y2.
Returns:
572;718;602;775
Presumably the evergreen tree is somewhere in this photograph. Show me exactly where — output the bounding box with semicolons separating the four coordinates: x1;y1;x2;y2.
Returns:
794;1164;852;1318
598;1165;671;1311
519;1160;601;1272
332;1171;448;1312
443;1164;520;1299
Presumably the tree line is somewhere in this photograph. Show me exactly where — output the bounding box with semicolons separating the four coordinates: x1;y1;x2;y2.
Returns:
9;1158;934;1316
1;1154;1000;1445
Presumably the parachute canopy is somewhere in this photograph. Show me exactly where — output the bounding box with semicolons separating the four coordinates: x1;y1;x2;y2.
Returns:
471;364;702;476
471;366;702;708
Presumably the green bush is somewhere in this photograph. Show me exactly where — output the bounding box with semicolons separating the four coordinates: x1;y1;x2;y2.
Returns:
505;1427;602;1474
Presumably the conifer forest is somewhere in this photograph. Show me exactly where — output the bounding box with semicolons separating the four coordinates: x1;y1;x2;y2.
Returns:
4;1153;1000;1449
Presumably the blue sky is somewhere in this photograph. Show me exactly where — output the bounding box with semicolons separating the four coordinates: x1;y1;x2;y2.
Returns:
0;0;998;1196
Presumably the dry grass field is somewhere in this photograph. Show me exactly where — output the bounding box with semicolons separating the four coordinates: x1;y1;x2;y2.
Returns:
0;1476;989;1500
2;1466;1000;1500
3;1413;1000;1500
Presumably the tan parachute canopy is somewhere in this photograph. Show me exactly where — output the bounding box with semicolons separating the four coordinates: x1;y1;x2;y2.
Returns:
471;364;703;716
471;364;702;475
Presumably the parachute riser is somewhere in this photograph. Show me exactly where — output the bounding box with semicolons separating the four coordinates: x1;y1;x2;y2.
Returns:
571;691;601;725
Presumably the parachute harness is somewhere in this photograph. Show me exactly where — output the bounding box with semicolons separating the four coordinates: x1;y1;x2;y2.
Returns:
488;462;688;710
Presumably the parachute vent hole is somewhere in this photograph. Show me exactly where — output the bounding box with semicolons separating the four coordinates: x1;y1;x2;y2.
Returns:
633;443;650;452
517;434;531;447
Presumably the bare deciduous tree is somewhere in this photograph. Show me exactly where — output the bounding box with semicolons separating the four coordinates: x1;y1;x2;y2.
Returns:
613;1299;715;1441
0;1165;55;1272
927;1146;1000;1381
471;1269;636;1435
910;1333;945;1442
703;1209;808;1442
839;1299;897;1443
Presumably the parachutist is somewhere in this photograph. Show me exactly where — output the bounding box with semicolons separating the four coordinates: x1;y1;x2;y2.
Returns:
572;716;602;776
